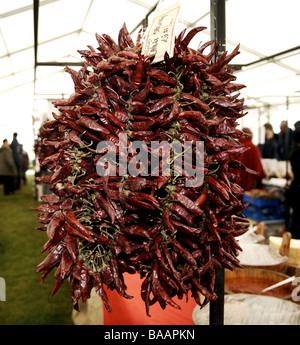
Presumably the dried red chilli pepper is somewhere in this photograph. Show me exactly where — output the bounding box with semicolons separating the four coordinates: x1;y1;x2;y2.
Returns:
180;93;211;113
102;83;126;106
132;58;144;88
78;116;110;136
114;232;132;254
64;183;85;195
205;175;230;201
92;271;113;313
42;138;72;150
122;225;150;239
46;211;65;240
172;192;204;216
63;222;91;242
129;100;148;114
168;238;198;270
95;33;116;59
169;203;195;226
180;26;207;51
32;203;60;213
118;23;134;50
131;118;155;131
132;76;151;102
109;253;127;297
147;95;175;115
148;68;177;85
151;260;180;310
162;209;175;234
105;111;126;129
194;188;208;207
34;243;66;274
205;206;219;228
150;84;174;96
59;118;101;142
63;209;95;242
80;104;99;115
141;276;154;316
182;54;209;65
41;226;66;254
94;192;116;224
161;243;187;294
153;235;168;270
207;146;249;164
158;269;179;292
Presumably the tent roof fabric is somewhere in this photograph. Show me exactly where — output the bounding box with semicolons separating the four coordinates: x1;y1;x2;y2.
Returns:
1;0;300;156
1;0;300;102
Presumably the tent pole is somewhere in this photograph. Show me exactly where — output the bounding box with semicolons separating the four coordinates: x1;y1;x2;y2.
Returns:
209;0;225;326
258;109;262;145
210;0;226;56
33;0;39;95
285;96;290;177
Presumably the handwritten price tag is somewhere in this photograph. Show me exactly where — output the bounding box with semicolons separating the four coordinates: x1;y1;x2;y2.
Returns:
142;2;181;64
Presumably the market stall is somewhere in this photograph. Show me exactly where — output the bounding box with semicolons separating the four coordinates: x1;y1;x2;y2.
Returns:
29;1;300;326
2;0;300;328
31;0;250;325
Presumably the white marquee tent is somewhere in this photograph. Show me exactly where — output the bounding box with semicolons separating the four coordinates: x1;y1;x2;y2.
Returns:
1;0;300;161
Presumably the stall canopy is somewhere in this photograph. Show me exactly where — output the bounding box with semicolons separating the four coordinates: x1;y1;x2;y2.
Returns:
1;0;300;159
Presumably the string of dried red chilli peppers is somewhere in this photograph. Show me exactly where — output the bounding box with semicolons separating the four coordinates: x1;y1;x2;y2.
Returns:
33;23;253;316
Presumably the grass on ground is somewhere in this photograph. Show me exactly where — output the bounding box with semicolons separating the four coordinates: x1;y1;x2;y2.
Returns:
0;174;73;325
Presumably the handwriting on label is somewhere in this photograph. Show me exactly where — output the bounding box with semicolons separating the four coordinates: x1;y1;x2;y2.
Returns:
142;3;181;64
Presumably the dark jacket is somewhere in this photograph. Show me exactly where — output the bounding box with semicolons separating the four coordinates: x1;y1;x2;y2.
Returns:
0;145;18;176
290;145;300;183
285;145;300;206
260;136;279;159
277;128;293;160
10;138;23;167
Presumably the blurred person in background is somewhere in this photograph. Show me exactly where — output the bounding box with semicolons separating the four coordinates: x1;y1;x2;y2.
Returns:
10;132;23;190
260;123;279;159
277;120;293;161
21;146;29;185
235;127;264;191
285;128;300;239
0;139;18;195
291;120;300;151
294;120;300;130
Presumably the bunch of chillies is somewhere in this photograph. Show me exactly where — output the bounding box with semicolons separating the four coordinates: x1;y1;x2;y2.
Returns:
33;23;252;315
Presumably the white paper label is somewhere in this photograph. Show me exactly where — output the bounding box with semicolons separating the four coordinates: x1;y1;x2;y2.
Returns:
142;2;181;64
